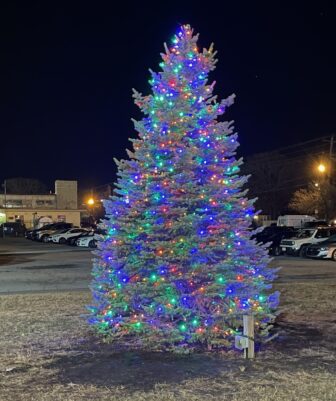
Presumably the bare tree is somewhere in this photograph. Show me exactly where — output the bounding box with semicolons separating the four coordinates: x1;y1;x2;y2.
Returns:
289;185;320;215
243;150;323;219
4;178;48;194
289;182;336;220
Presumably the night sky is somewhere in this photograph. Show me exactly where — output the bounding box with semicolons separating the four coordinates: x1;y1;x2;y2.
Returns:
1;2;335;191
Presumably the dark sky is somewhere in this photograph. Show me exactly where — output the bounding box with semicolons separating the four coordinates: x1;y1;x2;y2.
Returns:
1;1;335;191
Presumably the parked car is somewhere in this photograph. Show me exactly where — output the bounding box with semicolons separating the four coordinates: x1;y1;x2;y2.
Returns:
26;223;55;240
306;235;336;260
66;230;92;245
48;228;89;244
36;228;59;243
33;222;73;242
280;227;336;257
76;231;97;248
94;228;107;240
303;220;328;228
25;230;33;239
45;228;68;242
0;222;26;237
255;226;297;256
26;225;47;239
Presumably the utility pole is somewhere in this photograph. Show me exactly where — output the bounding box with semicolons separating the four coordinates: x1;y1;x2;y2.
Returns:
324;135;334;221
2;180;6;238
329;135;334;158
329;135;334;185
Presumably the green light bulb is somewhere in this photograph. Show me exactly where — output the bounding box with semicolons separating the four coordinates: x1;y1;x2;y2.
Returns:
150;273;157;282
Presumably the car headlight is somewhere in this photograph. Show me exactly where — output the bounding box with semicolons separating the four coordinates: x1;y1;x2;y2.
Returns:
319;247;328;251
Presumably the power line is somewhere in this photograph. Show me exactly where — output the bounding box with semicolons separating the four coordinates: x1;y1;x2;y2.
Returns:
251;134;333;155
245;144;330;165
244;134;334;164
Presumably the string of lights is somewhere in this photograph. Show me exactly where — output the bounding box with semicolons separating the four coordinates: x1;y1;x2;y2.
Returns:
87;25;279;350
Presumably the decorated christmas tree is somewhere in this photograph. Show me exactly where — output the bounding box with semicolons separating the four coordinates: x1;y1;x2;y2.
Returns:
88;25;279;350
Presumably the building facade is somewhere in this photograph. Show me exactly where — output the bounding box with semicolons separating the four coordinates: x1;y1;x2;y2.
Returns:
0;180;84;228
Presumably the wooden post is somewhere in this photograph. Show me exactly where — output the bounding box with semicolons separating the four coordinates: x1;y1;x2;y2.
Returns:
243;314;255;359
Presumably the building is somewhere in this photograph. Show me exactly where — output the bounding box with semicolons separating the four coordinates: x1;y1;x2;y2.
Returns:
0;180;84;228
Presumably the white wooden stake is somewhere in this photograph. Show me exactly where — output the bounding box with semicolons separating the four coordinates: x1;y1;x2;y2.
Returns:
243;314;255;359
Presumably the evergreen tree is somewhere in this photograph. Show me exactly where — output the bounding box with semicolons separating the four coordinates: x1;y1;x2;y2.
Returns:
88;25;279;350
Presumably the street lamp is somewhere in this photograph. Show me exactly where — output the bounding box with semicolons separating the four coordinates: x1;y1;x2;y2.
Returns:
317;163;326;173
86;197;96;226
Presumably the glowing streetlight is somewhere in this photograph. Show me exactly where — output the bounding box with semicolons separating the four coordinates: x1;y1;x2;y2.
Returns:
317;163;326;173
87;198;95;206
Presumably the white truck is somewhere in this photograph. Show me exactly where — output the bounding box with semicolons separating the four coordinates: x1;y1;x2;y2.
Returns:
277;215;316;228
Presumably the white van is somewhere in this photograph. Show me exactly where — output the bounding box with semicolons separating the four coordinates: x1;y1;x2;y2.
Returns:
277;215;316;228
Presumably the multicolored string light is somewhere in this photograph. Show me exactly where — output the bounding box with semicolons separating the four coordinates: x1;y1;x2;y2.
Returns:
88;25;279;350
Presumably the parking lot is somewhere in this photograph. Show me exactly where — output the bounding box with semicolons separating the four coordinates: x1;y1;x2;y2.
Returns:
0;236;90;255
0;237;92;293
0;236;336;294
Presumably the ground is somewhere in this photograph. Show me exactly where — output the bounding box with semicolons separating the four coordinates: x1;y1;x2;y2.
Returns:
0;238;335;400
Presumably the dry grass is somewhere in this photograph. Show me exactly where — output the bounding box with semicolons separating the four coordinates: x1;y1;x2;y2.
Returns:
0;280;336;400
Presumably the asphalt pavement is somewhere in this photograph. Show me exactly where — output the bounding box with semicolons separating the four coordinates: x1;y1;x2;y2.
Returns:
0;238;92;294
0;236;89;254
0;237;335;294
